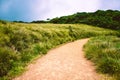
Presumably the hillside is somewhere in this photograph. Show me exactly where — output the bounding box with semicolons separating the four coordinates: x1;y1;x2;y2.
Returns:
0;20;120;79
49;10;120;30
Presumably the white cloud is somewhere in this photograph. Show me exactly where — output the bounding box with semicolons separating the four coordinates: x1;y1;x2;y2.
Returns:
26;0;101;20
1;0;120;21
45;0;101;19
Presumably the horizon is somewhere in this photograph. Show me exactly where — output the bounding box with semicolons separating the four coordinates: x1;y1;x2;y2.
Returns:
0;0;120;22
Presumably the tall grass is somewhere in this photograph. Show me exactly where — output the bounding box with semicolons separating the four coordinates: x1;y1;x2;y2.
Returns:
0;22;119;79
84;36;120;80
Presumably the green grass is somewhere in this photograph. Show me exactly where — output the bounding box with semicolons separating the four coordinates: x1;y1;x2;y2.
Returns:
84;36;120;80
0;21;119;80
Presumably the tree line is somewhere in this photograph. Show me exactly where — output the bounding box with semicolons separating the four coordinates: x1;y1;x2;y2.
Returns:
49;10;120;30
2;9;120;30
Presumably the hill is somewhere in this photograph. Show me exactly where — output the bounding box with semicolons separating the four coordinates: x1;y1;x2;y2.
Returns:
0;20;119;79
49;10;120;30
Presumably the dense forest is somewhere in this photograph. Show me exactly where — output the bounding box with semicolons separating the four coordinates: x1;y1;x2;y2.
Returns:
48;10;120;30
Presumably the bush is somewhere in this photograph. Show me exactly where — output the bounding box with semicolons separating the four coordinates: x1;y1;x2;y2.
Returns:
98;57;120;74
0;47;19;77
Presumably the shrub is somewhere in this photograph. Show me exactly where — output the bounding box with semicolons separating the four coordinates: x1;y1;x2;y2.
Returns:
0;47;19;77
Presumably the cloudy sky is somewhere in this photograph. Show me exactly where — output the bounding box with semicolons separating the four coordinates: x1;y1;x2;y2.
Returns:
0;0;120;22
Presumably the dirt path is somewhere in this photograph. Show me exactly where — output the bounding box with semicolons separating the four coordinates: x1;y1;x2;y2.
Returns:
13;39;103;80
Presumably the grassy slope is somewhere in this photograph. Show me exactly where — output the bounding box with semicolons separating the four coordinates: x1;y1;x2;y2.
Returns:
84;36;120;80
0;22;119;79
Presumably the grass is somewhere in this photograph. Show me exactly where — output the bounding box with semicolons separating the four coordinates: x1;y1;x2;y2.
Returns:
84;36;120;80
0;21;119;80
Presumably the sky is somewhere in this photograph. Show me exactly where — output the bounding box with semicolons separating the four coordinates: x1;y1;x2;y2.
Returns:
0;0;120;22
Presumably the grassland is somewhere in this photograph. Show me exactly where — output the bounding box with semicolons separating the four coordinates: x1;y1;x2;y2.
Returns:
0;21;119;79
84;36;120;80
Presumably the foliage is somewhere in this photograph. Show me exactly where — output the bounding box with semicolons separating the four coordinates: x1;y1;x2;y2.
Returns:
84;36;120;79
0;47;19;77
49;10;120;30
0;20;8;24
13;21;26;23
0;22;119;79
31;20;47;23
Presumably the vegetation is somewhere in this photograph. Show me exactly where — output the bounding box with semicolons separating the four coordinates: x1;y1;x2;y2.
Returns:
0;20;118;79
49;10;120;30
84;36;120;80
31;20;47;23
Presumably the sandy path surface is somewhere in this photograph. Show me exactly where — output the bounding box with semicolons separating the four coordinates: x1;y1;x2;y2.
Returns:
13;39;103;80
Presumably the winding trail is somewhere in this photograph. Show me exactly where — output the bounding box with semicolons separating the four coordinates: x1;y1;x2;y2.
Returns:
14;39;103;80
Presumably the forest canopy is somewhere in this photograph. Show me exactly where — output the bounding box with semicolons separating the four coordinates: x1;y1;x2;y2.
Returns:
49;10;120;30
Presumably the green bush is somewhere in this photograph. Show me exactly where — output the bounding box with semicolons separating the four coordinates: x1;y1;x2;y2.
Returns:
98;57;120;74
0;20;7;24
0;47;19;77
